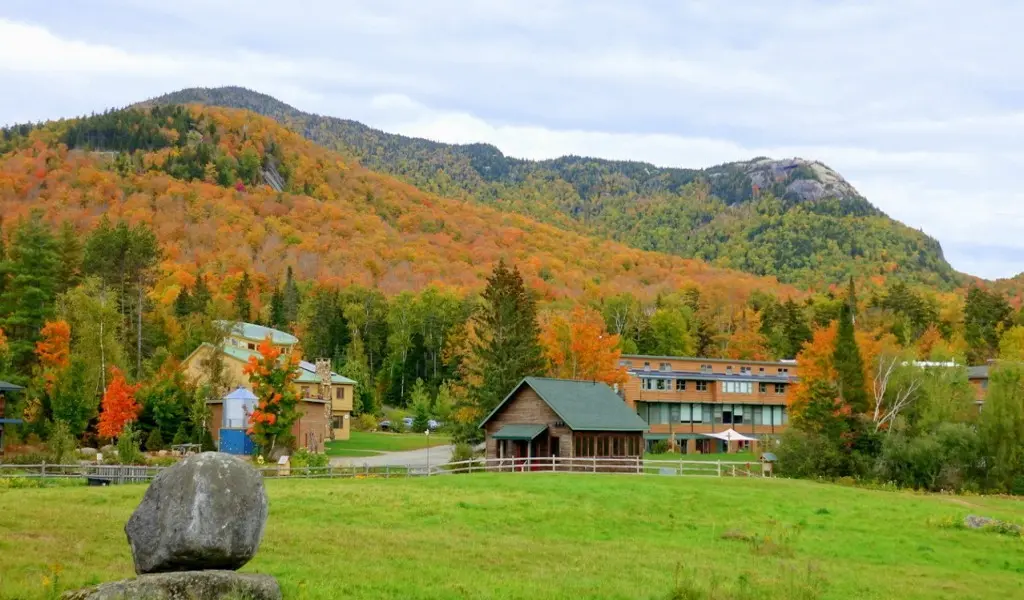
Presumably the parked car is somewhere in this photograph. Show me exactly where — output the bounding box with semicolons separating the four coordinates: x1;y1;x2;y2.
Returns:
402;417;414;428
427;419;441;431
379;419;391;431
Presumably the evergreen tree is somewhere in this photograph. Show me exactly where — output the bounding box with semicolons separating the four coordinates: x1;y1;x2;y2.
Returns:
833;283;867;413
234;273;252;322
174;285;193;318
979;362;1024;493
0;212;60;370
171;422;189;446
145;427;165;451
964;286;1012;364
55;220;82;294
783;298;811;358
282;266;299;324
191;272;212;314
269;287;286;329
468;260;544;415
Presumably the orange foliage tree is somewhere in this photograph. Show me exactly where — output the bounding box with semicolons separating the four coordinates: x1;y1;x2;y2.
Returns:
97;367;142;439
35;320;71;394
244;337;300;456
787;323;842;429
540;306;627;385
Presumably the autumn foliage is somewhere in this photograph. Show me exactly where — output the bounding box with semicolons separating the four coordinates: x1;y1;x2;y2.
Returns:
97;366;142;439
244;337;300;454
35;320;71;394
540;306;627;385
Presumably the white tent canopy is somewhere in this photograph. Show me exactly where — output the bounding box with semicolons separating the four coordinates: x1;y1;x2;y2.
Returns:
703;428;757;442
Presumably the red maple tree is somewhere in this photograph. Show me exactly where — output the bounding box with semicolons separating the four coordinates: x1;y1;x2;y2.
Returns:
35;320;71;395
97;367;142;439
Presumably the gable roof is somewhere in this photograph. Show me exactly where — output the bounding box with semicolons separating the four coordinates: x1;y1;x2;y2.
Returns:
481;377;648;432
0;381;25;392
967;365;989;380
215;320;299;346
296;361;357;385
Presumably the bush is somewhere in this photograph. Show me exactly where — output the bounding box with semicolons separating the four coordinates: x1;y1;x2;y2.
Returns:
447;442;479;472
0;452;50;465
386;409;406;433
145;428;165;452
116;425;145;465
171;423;189;447
354;413;378;432
651;440;671;455
47;421;78;465
876;423;981;492
775;429;851;479
291;448;329;469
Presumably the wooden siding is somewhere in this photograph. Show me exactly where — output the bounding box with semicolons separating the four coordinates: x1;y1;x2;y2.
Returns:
483;387;573;459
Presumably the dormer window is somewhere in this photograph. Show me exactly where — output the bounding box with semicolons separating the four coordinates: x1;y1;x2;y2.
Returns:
643;362;651;372
659;362;671;372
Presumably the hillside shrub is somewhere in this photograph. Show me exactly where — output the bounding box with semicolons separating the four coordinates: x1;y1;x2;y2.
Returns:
291;448;329;469
447;442;479;472
651;440;671;455
116;425;144;465
47;421;78;465
386;409;407;433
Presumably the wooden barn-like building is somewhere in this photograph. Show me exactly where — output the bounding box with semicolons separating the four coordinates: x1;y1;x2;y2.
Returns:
481;377;648;461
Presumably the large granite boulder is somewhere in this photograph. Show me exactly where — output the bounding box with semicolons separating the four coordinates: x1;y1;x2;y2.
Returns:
125;452;268;574
60;571;281;600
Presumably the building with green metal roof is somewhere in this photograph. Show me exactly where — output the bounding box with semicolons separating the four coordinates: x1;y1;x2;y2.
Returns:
480;377;648;462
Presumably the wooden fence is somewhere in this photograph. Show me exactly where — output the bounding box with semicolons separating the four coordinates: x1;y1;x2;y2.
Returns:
0;456;770;484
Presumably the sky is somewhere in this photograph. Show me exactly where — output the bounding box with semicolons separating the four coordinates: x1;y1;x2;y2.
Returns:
2;0;1023;279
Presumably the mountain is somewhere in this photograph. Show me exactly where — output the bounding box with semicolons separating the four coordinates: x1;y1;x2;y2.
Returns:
141;87;961;289
0;103;796;306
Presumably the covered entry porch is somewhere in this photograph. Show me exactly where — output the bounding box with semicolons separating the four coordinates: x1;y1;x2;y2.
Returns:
492;424;551;470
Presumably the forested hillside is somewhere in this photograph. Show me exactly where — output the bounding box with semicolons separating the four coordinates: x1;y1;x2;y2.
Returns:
141;87;960;289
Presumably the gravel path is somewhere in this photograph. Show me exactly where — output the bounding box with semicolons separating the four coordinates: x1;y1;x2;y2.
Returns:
329;445;454;469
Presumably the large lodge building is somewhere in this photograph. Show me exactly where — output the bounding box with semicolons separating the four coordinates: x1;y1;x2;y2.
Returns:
619;354;797;454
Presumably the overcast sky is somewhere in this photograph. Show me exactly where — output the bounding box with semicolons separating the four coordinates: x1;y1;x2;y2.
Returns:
2;1;1022;279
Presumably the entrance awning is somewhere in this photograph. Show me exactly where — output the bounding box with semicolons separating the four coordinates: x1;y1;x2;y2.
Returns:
492;424;547;440
704;428;758;442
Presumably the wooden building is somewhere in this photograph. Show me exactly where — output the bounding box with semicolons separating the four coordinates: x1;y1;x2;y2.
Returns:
619;354;798;453
481;377;648;461
967;364;989;406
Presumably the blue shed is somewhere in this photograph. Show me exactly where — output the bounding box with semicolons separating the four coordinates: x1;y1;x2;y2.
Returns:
217;387;258;455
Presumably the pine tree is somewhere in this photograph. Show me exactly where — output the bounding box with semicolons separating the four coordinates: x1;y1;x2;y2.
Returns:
269;287;286;329
234;273;252;322
191;272;212;314
833;283;867;413
783;298;811;358
0;212;60;370
174;285;193;318
282;266;299;324
469;260;544;414
55;220;82;294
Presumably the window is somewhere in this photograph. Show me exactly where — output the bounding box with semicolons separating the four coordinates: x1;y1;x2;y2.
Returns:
759;382;768;394
619;360;632;367
669;404;680;422
331;416;345;429
301;386;310;398
659;362;671;372
247;343;256;350
714;404;724;424
700;364;712;374
778;367;789;375
759;367;765;374
643;362;651;371
702;404;713;423
642;378;655;390
722;408;732;424
655;378;668;391
732;405;744;424
740;366;751;375
775;383;786;394
696;381;708;392
753;405;763;424
722;381;753;394
336;387;345;399
679;403;693;423
676;379;687;391
726;366;734;374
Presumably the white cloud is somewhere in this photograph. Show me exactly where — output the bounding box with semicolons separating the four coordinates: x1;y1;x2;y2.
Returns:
1;1;1023;279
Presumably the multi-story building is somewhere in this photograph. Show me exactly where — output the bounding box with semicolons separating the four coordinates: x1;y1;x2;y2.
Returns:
181;321;356;450
619;354;798;454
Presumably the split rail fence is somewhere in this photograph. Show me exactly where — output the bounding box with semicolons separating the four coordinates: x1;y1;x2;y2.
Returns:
0;456;770;484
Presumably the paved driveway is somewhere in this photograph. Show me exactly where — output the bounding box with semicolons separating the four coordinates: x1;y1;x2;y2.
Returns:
330;445;454;470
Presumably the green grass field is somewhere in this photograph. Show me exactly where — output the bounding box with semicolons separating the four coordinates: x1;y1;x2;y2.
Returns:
2;475;1024;599
324;431;451;457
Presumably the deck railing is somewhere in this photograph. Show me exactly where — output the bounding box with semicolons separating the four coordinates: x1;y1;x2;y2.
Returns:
0;456;769;483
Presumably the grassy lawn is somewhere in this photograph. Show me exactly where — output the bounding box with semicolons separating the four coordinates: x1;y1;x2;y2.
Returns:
324;431;451;457
645;451;759;462
3;475;1024;599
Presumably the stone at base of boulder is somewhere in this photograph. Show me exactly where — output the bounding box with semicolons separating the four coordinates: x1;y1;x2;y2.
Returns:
60;571;281;600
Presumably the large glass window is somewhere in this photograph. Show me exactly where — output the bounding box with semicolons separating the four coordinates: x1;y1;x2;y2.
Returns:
703;404;713;424
642;378;656;390
676;379;687;391
714;404;724;424
722;381;753;394
679;403;693;423
669;404;681;422
733;405;744;424
753;405;763;425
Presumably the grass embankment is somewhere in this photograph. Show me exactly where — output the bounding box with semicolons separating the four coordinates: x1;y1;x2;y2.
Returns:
2;475;1024;599
324;431;451;457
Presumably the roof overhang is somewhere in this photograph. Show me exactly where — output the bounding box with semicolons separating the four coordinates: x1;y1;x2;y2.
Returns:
492;423;548;440
0;418;23;425
0;381;25;392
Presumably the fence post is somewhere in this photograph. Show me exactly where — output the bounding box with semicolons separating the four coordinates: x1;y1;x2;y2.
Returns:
41;461;47;478
717;461;722;477
386;465;390;479
679;455;684;477
635;455;640;475
592;456;597;473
